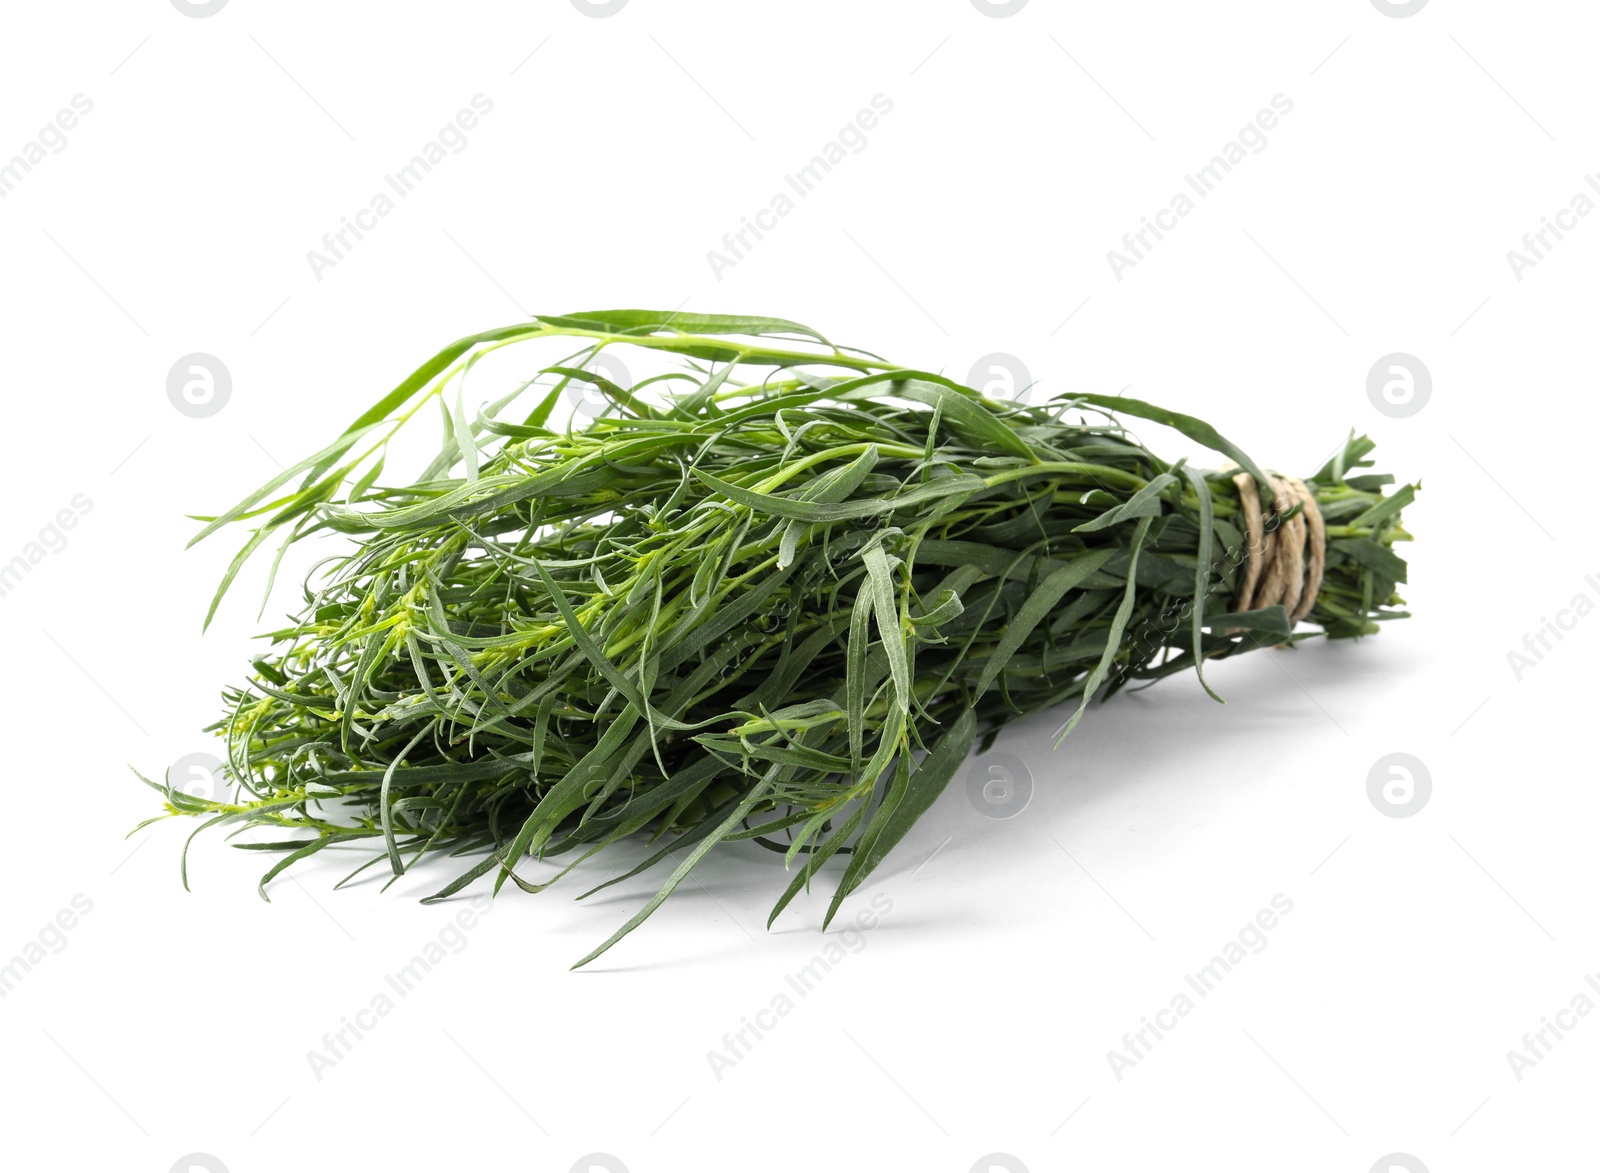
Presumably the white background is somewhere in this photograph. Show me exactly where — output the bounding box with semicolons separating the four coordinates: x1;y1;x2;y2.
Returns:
0;2;1593;1171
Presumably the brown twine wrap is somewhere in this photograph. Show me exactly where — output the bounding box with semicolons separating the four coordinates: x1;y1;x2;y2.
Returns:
1220;464;1326;626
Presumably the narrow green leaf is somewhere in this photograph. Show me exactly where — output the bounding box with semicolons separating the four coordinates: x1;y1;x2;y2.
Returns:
825;707;977;926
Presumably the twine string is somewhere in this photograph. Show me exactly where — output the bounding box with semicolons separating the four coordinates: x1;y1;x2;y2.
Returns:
1220;464;1326;626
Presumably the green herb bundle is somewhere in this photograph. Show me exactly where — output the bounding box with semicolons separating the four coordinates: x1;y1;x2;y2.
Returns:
145;311;1415;966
